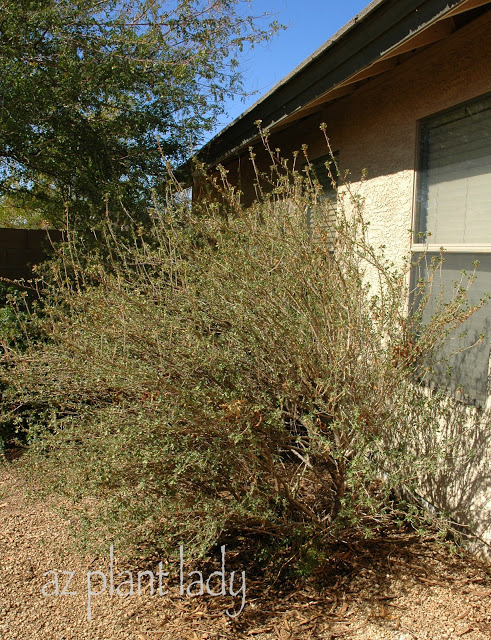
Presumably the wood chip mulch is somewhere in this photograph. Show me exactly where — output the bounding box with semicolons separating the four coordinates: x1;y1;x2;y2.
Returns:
0;463;490;640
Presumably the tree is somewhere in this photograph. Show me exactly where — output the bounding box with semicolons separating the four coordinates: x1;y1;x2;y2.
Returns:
0;193;49;228
0;0;276;230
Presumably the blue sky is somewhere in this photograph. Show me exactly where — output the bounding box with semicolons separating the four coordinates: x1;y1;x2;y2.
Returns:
211;0;370;135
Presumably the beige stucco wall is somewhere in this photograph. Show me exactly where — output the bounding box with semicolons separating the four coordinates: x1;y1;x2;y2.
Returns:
221;10;491;557
229;11;491;265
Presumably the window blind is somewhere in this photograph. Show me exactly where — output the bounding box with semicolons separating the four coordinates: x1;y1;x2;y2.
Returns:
417;94;491;245
415;253;491;407
304;153;338;247
413;93;491;406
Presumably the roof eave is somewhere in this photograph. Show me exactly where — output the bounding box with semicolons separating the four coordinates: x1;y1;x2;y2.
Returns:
197;0;470;168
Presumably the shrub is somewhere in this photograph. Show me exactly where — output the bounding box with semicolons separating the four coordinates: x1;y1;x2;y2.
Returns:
0;281;38;452
0;147;485;559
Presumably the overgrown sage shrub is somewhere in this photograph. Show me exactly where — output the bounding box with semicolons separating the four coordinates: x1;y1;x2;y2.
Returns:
0;155;485;558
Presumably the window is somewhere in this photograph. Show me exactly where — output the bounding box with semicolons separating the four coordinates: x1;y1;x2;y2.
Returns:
412;93;491;406
303;152;338;247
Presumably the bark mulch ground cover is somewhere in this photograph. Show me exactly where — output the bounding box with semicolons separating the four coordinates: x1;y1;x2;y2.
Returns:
0;463;490;640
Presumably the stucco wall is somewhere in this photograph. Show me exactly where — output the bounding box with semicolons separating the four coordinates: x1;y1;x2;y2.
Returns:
228;11;491;265
220;10;491;557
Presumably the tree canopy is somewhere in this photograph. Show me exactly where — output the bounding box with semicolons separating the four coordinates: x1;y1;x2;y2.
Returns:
0;0;276;230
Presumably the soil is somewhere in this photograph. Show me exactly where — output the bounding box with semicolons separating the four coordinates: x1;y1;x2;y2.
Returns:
0;462;490;640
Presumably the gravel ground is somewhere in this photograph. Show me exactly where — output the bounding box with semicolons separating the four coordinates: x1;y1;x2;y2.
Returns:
0;463;490;640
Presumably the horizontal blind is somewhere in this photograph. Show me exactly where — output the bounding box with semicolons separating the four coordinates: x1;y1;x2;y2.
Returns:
305;153;338;248
417;94;491;245
414;252;491;407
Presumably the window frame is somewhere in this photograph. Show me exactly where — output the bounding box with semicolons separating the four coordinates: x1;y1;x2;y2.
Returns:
412;91;491;253
410;92;491;407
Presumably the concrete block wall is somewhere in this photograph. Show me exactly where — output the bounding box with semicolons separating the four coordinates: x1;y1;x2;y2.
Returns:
0;229;63;281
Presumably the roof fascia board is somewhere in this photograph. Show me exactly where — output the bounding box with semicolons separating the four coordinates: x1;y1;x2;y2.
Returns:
199;0;469;167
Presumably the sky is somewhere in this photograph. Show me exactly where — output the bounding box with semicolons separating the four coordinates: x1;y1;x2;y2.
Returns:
210;0;371;137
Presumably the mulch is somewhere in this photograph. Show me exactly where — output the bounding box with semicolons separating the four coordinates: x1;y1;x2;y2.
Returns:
0;461;490;640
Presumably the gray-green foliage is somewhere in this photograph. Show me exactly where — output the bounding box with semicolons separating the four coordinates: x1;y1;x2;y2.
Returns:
0;156;485;559
0;282;34;451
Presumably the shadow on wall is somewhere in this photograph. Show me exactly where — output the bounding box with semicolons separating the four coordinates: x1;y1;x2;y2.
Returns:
418;400;491;561
0;228;63;280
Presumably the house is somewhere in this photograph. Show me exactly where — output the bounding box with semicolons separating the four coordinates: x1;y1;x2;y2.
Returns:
195;0;491;557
